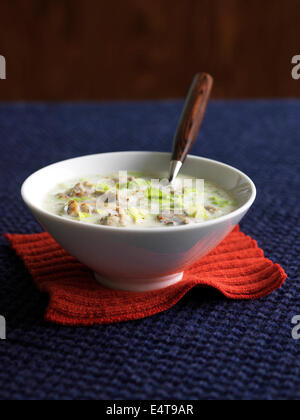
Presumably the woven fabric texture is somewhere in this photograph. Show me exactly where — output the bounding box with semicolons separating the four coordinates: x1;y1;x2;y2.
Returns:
5;227;287;326
0;101;299;400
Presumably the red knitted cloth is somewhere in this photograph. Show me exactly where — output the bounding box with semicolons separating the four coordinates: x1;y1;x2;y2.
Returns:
5;227;287;326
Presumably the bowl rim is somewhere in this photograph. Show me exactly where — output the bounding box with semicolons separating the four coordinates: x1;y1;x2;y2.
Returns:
21;151;257;234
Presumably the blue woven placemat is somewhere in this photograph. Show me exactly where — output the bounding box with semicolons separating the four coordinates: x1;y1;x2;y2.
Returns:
0;100;299;400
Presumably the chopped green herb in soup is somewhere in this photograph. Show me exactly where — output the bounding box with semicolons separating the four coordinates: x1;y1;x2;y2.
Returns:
44;173;238;228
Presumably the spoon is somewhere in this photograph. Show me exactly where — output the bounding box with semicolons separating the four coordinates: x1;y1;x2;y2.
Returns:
168;72;214;183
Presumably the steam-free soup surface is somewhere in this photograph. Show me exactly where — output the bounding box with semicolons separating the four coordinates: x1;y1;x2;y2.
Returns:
44;173;238;228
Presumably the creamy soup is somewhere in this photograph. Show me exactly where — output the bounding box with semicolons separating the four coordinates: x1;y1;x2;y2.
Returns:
44;172;238;228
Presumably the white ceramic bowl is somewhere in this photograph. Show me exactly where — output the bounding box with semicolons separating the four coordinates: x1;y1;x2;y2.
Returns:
21;152;256;292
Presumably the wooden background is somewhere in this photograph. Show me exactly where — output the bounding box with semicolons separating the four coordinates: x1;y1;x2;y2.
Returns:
0;0;300;101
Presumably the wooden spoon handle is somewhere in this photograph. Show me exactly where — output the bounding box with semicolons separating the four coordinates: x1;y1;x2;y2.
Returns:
171;73;213;163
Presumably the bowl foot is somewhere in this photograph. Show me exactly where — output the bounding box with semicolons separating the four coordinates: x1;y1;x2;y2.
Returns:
94;271;184;292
